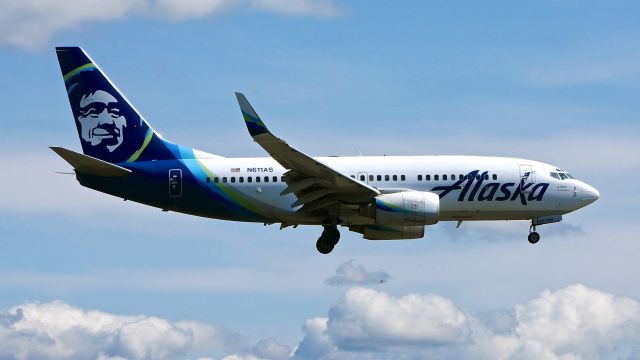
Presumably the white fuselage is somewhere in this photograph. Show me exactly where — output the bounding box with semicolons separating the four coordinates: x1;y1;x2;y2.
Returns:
192;154;599;225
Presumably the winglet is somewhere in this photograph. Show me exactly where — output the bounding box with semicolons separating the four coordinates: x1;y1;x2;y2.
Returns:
235;92;270;137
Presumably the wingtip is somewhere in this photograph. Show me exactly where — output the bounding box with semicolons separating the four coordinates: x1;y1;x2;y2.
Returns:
235;93;270;137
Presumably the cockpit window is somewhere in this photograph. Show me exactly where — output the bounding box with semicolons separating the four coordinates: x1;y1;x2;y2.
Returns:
565;173;574;179
559;173;568;180
550;172;560;180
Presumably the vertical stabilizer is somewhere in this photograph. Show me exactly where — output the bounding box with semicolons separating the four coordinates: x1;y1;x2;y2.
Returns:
56;47;177;163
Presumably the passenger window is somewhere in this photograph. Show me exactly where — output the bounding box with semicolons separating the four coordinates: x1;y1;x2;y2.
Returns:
264;176;269;183
484;174;489;180
392;175;397;181
476;174;480;180
255;176;260;183
214;177;219;183
239;177;244;183
222;177;228;183
281;176;285;182
401;175;406;181
451;174;455;180
247;177;252;183
426;175;431;181
231;177;236;183
492;174;497;180
459;174;464;180
377;175;382;181
418;175;423;181
443;174;447;180
360;175;365;181
385;175;390;181
205;177;210;183
369;175;374;181
273;176;278;182
434;175;439;181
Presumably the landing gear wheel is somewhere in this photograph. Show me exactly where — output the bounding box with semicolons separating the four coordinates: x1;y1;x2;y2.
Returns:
315;225;341;254
528;231;540;244
316;238;334;254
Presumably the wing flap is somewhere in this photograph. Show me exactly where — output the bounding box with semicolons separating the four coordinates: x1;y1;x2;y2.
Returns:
50;147;132;177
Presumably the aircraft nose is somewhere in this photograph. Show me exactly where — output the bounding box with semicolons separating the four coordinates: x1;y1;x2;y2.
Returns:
581;183;600;204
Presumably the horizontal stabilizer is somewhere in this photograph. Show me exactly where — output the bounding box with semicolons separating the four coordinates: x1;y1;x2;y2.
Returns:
50;147;132;177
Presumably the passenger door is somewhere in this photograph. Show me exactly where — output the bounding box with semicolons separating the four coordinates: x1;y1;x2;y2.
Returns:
519;165;535;193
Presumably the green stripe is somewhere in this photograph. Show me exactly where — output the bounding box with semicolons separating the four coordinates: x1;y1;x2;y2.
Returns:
63;63;95;81
126;129;154;162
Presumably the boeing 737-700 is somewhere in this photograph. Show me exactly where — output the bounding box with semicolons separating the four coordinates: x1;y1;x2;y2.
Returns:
52;47;599;254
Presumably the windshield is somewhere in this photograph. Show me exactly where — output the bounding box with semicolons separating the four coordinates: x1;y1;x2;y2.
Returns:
550;171;574;180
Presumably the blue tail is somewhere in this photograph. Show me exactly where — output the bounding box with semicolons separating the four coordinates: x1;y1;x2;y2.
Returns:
56;47;180;163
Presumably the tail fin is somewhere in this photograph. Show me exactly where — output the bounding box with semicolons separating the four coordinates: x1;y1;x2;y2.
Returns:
56;47;176;163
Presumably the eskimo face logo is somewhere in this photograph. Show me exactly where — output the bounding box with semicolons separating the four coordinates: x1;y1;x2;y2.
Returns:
76;90;126;152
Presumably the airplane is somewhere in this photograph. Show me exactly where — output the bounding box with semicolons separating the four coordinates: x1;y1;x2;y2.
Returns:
52;47;600;254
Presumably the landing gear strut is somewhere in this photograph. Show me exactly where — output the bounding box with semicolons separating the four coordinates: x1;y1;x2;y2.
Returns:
316;225;340;254
528;222;540;244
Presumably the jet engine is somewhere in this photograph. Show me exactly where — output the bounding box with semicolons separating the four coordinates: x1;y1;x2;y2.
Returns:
372;191;440;226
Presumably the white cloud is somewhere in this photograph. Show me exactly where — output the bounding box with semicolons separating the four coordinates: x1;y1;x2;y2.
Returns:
151;0;235;21
326;287;470;350
293;317;335;359
0;0;143;51
0;300;222;360
220;337;293;360
291;284;640;359
0;0;342;50
1;285;639;360
511;284;640;358
252;338;293;360
250;0;341;17
325;260;390;286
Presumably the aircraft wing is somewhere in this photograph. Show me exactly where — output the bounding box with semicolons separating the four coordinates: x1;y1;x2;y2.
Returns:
235;93;379;214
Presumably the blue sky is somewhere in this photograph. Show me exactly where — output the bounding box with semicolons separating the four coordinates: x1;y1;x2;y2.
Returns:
0;1;639;359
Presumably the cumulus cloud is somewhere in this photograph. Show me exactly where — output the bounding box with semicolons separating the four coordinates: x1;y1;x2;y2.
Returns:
325;260;390;286
0;0;342;50
0;300;222;360
2;285;639;359
292;285;640;359
252;338;293;360
221;338;294;360
326;288;470;350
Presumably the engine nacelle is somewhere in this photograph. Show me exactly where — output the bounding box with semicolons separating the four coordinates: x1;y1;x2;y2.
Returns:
373;191;439;226
360;225;425;240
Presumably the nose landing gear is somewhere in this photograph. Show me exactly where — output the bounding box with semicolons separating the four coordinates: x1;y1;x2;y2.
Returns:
526;215;562;244
316;225;340;254
528;225;540;244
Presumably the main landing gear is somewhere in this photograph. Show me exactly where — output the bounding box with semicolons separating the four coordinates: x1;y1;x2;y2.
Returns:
316;225;340;254
528;222;540;244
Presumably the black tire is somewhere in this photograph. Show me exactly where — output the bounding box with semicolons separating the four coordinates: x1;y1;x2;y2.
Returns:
329;228;340;245
528;232;540;244
322;226;341;246
316;238;334;254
